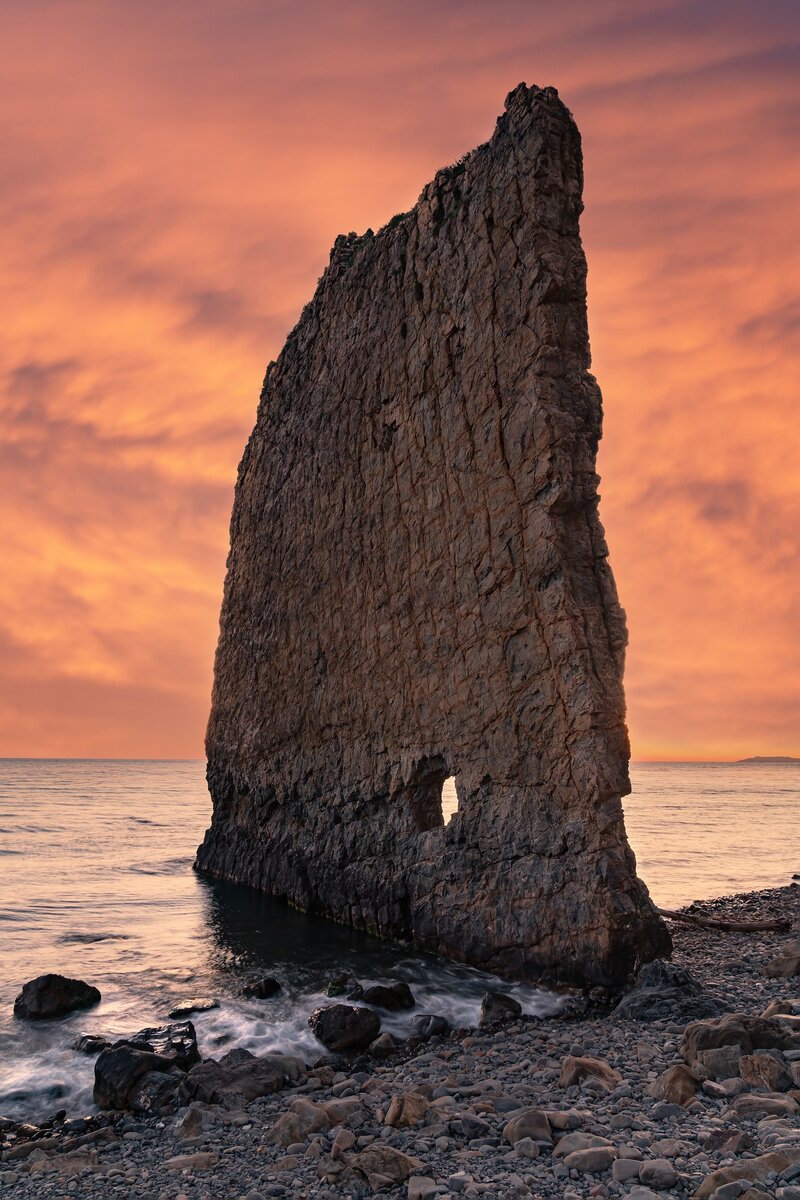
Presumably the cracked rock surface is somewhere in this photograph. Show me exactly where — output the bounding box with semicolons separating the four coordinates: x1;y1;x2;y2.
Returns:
196;82;669;986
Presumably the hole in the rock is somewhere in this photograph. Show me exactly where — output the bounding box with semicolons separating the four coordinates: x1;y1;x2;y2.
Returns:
441;776;459;825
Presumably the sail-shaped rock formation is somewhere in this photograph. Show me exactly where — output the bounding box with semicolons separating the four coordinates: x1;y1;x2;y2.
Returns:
196;83;671;986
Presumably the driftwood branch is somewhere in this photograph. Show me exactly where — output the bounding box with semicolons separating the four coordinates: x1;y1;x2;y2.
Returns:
658;908;792;933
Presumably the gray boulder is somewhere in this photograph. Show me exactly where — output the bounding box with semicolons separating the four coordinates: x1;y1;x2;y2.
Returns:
309;1004;380;1051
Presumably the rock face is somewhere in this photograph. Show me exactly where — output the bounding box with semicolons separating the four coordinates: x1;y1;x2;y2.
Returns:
196;82;670;986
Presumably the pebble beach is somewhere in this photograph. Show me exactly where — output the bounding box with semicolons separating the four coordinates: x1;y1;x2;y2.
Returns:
2;883;800;1200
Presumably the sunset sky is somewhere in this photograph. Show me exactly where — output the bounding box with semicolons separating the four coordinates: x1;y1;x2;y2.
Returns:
2;0;798;761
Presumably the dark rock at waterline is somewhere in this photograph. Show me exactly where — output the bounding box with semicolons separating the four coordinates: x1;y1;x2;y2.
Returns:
325;973;360;998
410;1013;451;1040
127;1021;200;1070
94;1044;176;1109
93;1022;200;1109
309;1004;381;1052
242;976;281;999
480;992;522;1026
168;997;219;1019
128;1069;183;1115
179;1047;305;1107
14;974;101;1020
362;982;415;1011
72;1033;112;1055
613;958;723;1022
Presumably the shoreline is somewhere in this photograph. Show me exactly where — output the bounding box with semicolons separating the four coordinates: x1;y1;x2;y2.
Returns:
1;882;799;1199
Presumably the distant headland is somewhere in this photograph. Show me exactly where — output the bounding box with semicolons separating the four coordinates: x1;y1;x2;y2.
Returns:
736;755;800;764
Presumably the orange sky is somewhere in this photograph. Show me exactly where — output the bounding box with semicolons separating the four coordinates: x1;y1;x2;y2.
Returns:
1;0;798;761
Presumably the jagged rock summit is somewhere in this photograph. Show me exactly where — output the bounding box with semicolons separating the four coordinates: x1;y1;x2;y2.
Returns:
196;83;670;986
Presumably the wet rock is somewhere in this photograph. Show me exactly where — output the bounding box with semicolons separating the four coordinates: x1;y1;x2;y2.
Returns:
242;977;281;999
308;1004;380;1052
369;1032;397;1059
168;997;219;1018
94;1044;176;1110
128;1070;181;1114
72;1034;111;1055
14;974;101;1020
558;1055;621;1092
480;992;522;1026
409;1014;450;1040
324;973;360;998
179;1048;305;1107
127;1021;200;1071
361;982;415;1010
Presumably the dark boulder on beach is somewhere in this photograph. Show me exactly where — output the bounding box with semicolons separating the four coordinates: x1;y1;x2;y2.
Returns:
480;992;522;1026
362;982;415;1011
93;1021;200;1109
309;1004;380;1052
14;974;101;1020
179;1047;305;1107
410;1013;451;1040
613;959;722;1023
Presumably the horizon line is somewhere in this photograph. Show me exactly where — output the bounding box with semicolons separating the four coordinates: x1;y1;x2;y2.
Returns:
0;754;797;765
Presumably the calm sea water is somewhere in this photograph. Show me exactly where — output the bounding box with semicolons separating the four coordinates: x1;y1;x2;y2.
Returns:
0;758;797;1121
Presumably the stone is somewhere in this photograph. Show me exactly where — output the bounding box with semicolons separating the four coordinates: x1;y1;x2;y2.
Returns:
384;1092;430;1127
324;973;360;998
95;1046;176;1110
612;1159;641;1182
265;1099;331;1146
647;1064;700;1106
14;974;101;1020
765;942;800;978
173;1102;221;1140
682;1014;800;1063
480;992;522;1026
128;1070;181;1114
728;1092;800;1118
362;982;415;1010
347;1144;425;1190
558;1055;621;1092
739;1051;793;1091
242;976;282;999
564;1147;616;1172
409;1014;450;1040
72;1034;111;1055
614;960;721;1022
554;1133;615;1159
639;1159;678;1189
164;1151;219;1170
369;1032;397;1059
513;1136;540;1159
179;1048;305;1107
168;997;219;1018
408;1177;439;1200
127;1021;200;1070
693;1150;799;1198
696;1044;743;1080
503;1107;552;1144
702;1129;754;1153
309;1004;381;1052
194;81;671;989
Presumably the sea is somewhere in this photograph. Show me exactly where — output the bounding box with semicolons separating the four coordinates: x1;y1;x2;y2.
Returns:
0;758;798;1122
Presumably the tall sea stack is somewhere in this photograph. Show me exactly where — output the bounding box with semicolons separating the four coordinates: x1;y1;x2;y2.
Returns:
196;83;671;986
